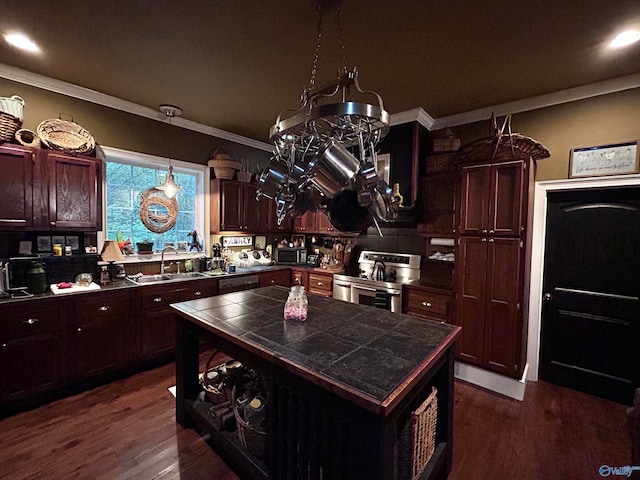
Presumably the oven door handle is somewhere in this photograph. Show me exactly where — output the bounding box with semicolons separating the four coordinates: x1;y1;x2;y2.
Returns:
352;284;401;296
334;282;352;288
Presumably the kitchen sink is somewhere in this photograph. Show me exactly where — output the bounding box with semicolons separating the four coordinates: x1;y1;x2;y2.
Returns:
127;272;208;285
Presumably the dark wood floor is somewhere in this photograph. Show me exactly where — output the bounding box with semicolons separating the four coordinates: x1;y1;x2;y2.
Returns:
0;355;631;480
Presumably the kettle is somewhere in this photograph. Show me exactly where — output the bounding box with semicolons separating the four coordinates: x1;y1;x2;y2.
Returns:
25;260;47;294
372;260;386;282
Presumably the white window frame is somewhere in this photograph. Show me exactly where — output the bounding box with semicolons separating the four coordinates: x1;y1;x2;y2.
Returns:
98;146;210;257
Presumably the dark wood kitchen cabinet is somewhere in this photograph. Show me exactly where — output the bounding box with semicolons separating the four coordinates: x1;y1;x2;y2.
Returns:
0;146;101;231
211;179;268;232
293;209;336;233
404;285;453;323
71;289;134;381
44;151;101;230
0;145;35;229
290;267;309;290
458;160;525;237
0;299;66;406
258;268;291;288
139;279;217;361
308;271;333;297
454;151;536;379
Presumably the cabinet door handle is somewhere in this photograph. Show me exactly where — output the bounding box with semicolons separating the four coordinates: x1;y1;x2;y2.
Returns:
2;343;7;349
99;306;110;311
482;229;487;234
489;229;495;234
421;301;432;307
481;238;487;242
194;291;202;296
270;279;275;284
488;238;494;243
317;281;323;286
77;328;82;332
153;297;163;303
50;221;56;226
24;318;39;325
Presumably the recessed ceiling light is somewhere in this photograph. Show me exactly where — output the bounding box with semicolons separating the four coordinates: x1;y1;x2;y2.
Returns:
610;29;640;48
3;32;41;53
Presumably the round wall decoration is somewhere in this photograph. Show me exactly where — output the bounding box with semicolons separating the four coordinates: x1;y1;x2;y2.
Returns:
139;187;179;233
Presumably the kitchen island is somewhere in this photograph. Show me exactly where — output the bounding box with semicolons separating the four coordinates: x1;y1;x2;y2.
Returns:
172;286;460;480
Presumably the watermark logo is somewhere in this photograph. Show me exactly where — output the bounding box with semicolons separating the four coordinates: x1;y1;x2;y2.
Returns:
599;465;640;477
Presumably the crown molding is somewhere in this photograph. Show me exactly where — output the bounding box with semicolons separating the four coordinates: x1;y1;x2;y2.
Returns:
430;73;640;130
0;63;273;152
3;62;639;145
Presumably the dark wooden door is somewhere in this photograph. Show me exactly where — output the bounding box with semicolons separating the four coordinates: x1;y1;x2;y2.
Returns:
455;236;487;364
47;152;100;230
73;291;132;380
243;183;261;231
459;161;524;237
220;181;243;231
0;145;34;229
458;165;490;235
483;237;522;377
540;187;640;404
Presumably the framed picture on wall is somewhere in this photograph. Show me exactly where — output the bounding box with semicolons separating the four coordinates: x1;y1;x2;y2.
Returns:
36;236;52;253
569;141;639;178
66;236;80;251
51;235;65;248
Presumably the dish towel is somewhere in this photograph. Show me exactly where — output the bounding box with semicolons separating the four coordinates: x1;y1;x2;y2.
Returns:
374;290;390;310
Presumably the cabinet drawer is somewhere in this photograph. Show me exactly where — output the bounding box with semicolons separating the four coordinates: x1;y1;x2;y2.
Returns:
308;273;332;295
405;290;452;321
0;300;63;337
140;282;214;310
259;269;290;288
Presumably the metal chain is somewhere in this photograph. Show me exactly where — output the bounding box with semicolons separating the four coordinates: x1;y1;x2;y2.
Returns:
336;5;347;70
307;8;324;95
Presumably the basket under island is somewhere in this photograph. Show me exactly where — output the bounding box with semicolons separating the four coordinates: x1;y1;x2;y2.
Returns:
172;286;460;480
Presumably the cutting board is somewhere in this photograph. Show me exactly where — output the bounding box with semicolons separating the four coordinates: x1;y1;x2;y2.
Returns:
50;282;101;294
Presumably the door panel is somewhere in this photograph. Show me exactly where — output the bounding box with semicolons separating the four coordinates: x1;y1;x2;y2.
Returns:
490;162;523;236
484;238;521;376
455;237;486;363
458;166;489;235
540;188;640;404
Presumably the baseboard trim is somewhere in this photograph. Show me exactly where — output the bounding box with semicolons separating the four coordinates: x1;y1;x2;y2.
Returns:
454;362;528;401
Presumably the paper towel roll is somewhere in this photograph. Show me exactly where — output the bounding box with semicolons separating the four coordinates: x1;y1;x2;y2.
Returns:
430;238;455;247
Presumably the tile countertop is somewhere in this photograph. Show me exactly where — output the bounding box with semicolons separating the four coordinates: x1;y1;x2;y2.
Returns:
171;286;460;413
0;265;292;305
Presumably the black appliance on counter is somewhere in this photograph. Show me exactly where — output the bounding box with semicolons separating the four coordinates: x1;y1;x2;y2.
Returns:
7;255;99;289
274;247;307;265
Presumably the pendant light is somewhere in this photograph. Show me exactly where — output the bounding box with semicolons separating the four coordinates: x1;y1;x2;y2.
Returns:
157;104;183;198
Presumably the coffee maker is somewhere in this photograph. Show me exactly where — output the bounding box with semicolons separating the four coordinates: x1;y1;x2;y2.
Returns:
210;243;226;271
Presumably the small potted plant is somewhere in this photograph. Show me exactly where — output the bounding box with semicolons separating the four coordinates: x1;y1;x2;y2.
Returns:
136;239;154;255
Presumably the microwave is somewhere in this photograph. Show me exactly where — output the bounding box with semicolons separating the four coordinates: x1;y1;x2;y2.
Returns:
275;247;307;265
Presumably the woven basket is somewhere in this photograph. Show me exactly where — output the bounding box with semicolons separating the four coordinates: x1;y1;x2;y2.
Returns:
398;387;437;480
200;355;232;405
236;171;253;183
208;147;240;180
0;112;22;143
0;95;25;121
37;117;95;155
425;153;456;173
14;128;41;148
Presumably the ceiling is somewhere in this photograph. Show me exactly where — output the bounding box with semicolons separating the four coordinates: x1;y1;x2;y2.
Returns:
1;0;639;146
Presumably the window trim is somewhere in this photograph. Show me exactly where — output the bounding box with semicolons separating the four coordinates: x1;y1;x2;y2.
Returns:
98;146;210;256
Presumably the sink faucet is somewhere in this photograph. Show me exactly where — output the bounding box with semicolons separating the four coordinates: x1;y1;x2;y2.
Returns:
161;246;179;274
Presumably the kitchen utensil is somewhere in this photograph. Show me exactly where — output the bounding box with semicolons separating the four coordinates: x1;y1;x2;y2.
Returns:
257;155;289;199
0;95;25;120
307;139;360;199
75;273;93;286
372;260;386;281
323;238;334;249
326;189;372;233
333;241;345;263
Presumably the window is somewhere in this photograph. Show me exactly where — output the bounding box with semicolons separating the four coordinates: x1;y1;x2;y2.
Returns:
100;147;208;253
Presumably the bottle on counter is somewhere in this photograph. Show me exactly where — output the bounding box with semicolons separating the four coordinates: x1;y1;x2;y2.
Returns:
284;285;308;322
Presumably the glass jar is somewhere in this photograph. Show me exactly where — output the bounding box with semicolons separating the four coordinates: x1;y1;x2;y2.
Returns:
284;285;308;322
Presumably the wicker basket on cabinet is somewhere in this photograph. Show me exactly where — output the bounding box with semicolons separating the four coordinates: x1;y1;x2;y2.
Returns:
398;386;438;480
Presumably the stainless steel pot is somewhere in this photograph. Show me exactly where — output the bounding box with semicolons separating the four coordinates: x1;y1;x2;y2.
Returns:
326;189;372;232
257;155;289;199
307;140;360;199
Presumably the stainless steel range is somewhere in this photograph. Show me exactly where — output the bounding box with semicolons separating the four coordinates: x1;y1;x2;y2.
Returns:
333;251;421;313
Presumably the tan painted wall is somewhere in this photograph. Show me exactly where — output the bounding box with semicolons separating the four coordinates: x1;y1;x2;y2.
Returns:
450;87;640;181
3;76;639;182
0;77;271;167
